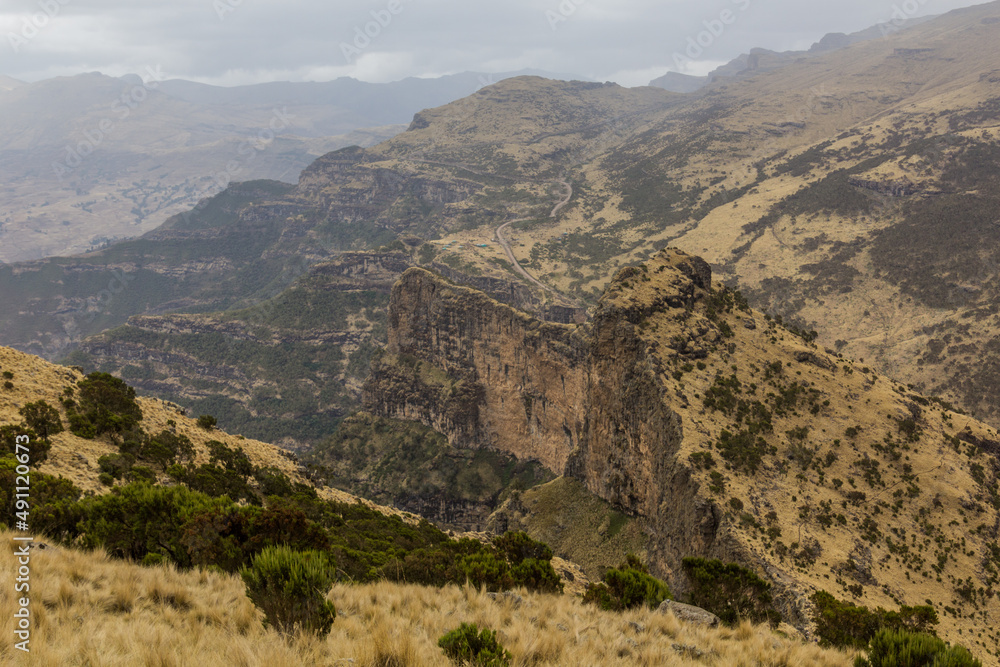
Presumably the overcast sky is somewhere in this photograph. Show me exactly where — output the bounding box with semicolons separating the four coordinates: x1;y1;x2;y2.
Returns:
1;0;992;87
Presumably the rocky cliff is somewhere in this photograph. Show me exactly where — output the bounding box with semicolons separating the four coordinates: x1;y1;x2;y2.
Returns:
363;268;588;473
365;247;1000;658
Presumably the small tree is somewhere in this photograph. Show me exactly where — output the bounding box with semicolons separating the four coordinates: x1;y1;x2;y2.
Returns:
71;372;143;438
197;415;217;430
240;545;336;636
438;623;512;666
19;401;63;439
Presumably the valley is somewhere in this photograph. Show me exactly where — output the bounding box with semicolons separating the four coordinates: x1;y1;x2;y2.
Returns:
2;2;1000;664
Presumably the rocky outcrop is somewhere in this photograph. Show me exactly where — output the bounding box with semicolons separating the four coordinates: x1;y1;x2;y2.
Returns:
658;600;721;628
363;268;589;473
356;246;1000;651
364;250;741;579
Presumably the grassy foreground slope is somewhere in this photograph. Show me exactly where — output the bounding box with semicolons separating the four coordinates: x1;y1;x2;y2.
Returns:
0;529;855;666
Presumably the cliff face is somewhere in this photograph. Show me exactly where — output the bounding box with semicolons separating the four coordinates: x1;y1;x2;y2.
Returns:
365;248;1000;654
365;254;739;577
364;268;588;473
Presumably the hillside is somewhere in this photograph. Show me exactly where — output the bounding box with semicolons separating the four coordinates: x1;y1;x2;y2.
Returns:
0;344;372;506
363;248;1000;663
0;345;865;665
0;531;855;665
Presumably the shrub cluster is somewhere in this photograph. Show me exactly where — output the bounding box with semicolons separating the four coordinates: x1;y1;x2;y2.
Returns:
854;628;981;667
582;554;672;611
682;557;782;627
384;530;563;593
812;591;939;649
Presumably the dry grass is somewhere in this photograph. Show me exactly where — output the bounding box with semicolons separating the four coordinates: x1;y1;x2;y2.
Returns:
0;530;855;666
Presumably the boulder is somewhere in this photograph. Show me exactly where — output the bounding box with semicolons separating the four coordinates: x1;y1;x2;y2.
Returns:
658;600;720;628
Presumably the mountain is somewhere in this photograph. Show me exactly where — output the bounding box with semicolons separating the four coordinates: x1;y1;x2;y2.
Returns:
648;72;708;94
0;343;864;665
362;248;1000;660
648;19;937;92
0;75;24;92
3;1;1000;512
0;77;659;364
0;69;581;263
155;69;588;124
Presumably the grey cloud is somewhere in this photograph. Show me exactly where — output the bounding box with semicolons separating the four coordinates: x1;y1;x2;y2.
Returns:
1;0;991;86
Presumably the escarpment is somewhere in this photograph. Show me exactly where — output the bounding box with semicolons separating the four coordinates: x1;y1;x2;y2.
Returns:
363;251;744;580
363;267;589;473
364;247;1000;652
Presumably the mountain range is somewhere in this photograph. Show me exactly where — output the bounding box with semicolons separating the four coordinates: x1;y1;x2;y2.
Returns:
0;68;582;263
2;3;1000;663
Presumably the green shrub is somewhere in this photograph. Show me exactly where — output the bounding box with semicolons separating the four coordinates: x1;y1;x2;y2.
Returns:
78;482;226;565
854;628;981;667
70;372;143;438
140;430;194;470
98;453;135;480
682;557;781;627
196;414;217;430
0;455;83;540
812;591;939;649
383;533;562;593
240;545;336;636
19;401;63;439
0;425;52;463
583;555;671;611
438;623;512;666
492;531;552;564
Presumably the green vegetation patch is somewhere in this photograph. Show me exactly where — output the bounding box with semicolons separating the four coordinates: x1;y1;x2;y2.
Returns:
308;414;554;528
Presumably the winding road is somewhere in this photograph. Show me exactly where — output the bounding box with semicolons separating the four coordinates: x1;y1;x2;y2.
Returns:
494;179;573;298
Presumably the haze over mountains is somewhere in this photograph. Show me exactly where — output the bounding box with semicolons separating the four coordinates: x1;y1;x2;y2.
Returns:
0;68;581;263
2;2;1000;663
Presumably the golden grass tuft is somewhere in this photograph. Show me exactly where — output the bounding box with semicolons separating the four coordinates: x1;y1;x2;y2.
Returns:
1;529;856;666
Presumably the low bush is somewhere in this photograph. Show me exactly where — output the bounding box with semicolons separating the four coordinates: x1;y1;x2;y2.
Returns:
438;623;512;666
240;545;336;636
583;554;671;611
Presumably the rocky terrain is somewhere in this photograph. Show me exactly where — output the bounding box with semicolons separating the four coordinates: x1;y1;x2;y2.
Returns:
363;247;1000;661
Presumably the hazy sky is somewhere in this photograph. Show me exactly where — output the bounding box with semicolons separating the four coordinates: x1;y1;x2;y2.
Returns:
1;0;992;87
